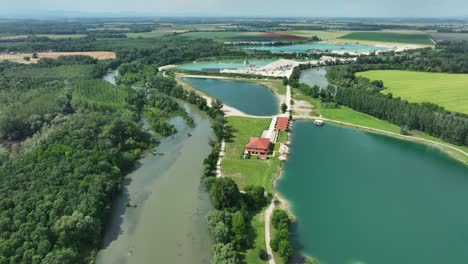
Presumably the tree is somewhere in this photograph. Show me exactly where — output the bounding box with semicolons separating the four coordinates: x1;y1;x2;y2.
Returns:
212;243;241;264
213;222;231;244
244;186;266;210
271;209;290;229
24;56;31;61
278;239;293;261
209;178;241;210
231;211;248;250
282;77;289;85
281;103;288;113
32;52;38;59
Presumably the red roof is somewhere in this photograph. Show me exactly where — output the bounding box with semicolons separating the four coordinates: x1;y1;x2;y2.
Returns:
246;137;270;151
276;117;290;131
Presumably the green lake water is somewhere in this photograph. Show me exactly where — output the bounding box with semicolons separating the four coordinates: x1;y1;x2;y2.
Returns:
177;59;276;71
95;104;213;264
243;42;388;54
276;121;468;264
182;77;279;116
299;67;329;88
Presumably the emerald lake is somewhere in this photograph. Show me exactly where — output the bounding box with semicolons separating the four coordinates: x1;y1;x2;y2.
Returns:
177;59;276;72
182;77;279;116
276;121;468;264
243;42;388;54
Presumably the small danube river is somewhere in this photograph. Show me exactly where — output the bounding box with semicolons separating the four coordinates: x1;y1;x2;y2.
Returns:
276;121;468;264
183;77;279;116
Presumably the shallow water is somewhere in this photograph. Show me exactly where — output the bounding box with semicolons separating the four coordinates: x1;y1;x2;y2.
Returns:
183;77;279;116
95;104;214;264
277;121;468;264
243;42;388;54
299;67;329;88
103;69;118;85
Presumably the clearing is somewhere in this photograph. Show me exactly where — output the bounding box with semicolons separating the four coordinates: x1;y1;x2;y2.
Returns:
357;70;468;114
222;116;282;193
0;51;116;64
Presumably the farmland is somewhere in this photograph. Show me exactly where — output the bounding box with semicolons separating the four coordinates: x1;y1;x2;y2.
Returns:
169;31;309;42
338;31;433;45
0;51;116;64
357;70;468;114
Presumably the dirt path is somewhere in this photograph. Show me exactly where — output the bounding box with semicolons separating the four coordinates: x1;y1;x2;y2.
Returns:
264;200;276;264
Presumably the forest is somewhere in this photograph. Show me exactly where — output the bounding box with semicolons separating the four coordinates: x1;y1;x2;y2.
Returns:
0;34;240;263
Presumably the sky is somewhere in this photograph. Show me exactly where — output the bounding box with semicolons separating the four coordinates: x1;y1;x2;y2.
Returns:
2;0;468;18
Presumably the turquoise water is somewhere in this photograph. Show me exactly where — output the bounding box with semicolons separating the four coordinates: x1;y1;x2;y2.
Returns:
177;59;276;71
182;77;279;116
277;121;468;264
243;42;388;53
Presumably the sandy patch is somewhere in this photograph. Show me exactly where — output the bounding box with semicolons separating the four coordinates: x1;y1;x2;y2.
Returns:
292;99;314;118
0;51;116;64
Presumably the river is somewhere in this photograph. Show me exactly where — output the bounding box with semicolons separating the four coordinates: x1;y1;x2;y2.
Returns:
97;72;213;264
276;121;468;264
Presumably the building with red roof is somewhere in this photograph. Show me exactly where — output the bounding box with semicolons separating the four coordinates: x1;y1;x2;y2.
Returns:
275;116;290;131
245;137;271;156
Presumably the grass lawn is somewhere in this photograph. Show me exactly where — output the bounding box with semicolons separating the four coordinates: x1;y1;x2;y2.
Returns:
338;31;433;45
244;211;268;264
222;117;282;193
292;87;400;132
357;70;468;114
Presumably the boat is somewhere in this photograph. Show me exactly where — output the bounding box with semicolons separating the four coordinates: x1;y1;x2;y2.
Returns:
314;119;324;126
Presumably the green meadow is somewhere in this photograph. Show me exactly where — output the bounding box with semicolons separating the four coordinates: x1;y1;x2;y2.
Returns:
357;70;468;114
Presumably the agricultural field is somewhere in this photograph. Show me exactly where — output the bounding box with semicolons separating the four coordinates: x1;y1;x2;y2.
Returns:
338;31;433;45
169;31;310;43
126;29;190;38
1;64;98;80
72;80;128;111
0;51;116;64
431;32;468;41
357;70;468;114
273;30;351;40
0;34;86;40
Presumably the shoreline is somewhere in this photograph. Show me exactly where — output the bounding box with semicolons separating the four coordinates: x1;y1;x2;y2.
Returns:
300;117;468;165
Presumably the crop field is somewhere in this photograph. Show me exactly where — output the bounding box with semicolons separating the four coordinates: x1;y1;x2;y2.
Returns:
126;29;190;38
0;51;116;64
357;70;468;114
431;32;468;41
169;31;308;42
2;64;98;80
0;34;86;40
338;31;433;45
273;30;350;40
